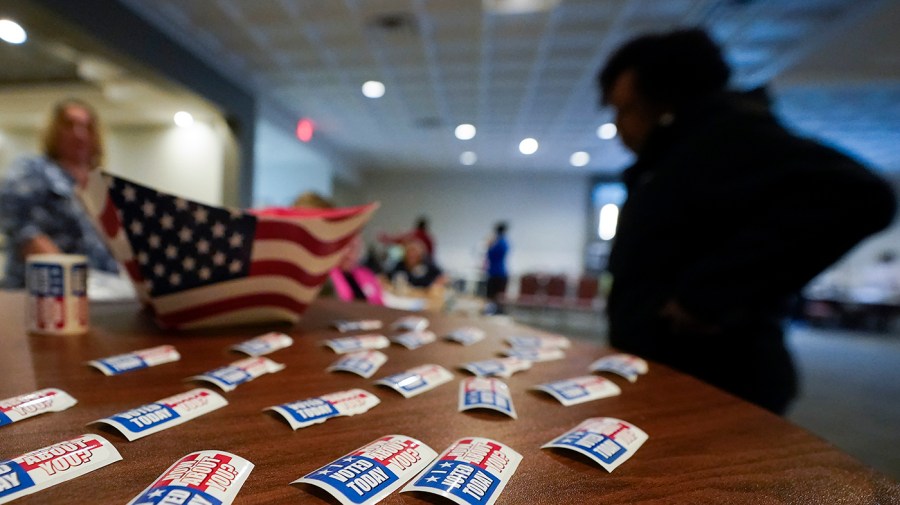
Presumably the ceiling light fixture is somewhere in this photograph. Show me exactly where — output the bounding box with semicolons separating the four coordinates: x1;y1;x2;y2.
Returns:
570;151;590;167
174;111;194;128
0;19;27;44
460;151;477;166
597;123;617;140
296;118;315;142
483;0;561;15
519;138;538;155
362;80;385;98
455;124;476;140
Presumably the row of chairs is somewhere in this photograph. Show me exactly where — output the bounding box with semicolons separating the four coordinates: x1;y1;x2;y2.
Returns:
500;273;604;311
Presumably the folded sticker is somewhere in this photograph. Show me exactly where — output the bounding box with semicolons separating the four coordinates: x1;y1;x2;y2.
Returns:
401;437;522;505
506;334;571;350
375;365;453;398
334;319;383;333
0;388;77;427
542;417;648;472
531;376;621;406
126;450;253;505
231;332;293;356
445;327;485;346
390;330;436;350
267;389;381;430
458;377;517;419
188;357;285;392
327;351;388;379
588;354;649;383
501;347;564;362
391;315;429;331
0;433;121;505
294;434;437;505
459;357;531;378
323;335;390;354
92;388;228;441
87;345;180;375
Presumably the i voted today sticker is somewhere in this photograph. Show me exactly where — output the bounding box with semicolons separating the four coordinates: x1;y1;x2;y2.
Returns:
390;330;437;350
334;319;384;333
391;315;429;332
267;389;381;430
294;434;437;505
458;378;517;419
0;388;77;427
327;351;388;379
324;335;390;354
0;434;122;504
375;364;453;398
188;357;285;392
589;353;649;383
87;345;180;376
531;376;621;406
542;417;648;472
92;388;228;441
231;332;293;356
401;437;522;505
459;357;531;378
445;327;485;346
506;334;571;350
126;450;254;505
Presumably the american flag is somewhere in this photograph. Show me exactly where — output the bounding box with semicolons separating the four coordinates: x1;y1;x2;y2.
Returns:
78;171;377;329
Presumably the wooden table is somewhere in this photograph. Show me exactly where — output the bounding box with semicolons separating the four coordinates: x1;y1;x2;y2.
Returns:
1;291;897;504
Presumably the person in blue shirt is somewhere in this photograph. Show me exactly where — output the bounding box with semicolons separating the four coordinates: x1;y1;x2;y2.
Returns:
0;99;118;288
485;222;509;313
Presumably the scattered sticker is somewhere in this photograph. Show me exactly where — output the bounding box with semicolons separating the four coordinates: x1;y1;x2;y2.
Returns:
91;388;228;441
334;319;384;333
445;327;485;346
458;377;517;419
323;335;390;354
0;434;122;504
231;332;293;356
542;417;648;472
391;330;436;350
267;389;381;430
501;347;565;362
86;345;180;376
327;351;388;379
401;437;522;505
506;334;571;350
375;365;453;398
0;388;77;427
588;354;649;383
531;376;621;406
459;357;531;378
126;450;253;505
294;434;437;505
391;315;429;332
188;357;285;392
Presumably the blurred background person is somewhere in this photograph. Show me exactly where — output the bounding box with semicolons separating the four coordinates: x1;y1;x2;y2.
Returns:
379;215;435;257
0;98;119;289
330;235;384;305
484;221;510;314
598;28;896;414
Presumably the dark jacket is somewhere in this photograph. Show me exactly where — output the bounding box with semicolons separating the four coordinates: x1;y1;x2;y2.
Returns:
606;88;896;412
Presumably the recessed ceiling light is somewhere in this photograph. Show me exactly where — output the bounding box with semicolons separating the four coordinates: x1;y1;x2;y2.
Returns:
570;151;590;167
173;111;194;127
597;123;617;140
362;80;385;98
519;138;538;155
0;19;27;45
460;151;477;166
455;124;476;140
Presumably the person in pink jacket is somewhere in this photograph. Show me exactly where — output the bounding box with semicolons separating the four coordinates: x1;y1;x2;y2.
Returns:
329;235;384;305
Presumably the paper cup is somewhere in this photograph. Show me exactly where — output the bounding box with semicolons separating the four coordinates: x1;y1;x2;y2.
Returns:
25;254;89;335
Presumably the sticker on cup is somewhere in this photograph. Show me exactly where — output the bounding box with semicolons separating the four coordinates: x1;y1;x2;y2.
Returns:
459;357;531;378
91;388;228;441
267;389;381;430
25;253;89;336
327;351;388;379
0;434;121;504
0;388;77;427
542;417;648;472
375;364;453;398
323;335;390;354
231;332;293;356
401;437;522;505
126;450;254;505
531;376;621;406
458;377;517;419
445;327;485;346
589;354;649;383
334;319;383;333
293;434;437;505
188;357;285;392
87;345;180;375
391;330;436;350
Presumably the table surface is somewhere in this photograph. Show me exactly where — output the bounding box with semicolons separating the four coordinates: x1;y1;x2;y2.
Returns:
1;291;897;504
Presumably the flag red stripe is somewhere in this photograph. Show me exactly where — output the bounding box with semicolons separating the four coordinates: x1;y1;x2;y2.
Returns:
249;260;330;286
124;259;144;282
254;221;358;256
155;294;308;328
100;195;121;238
